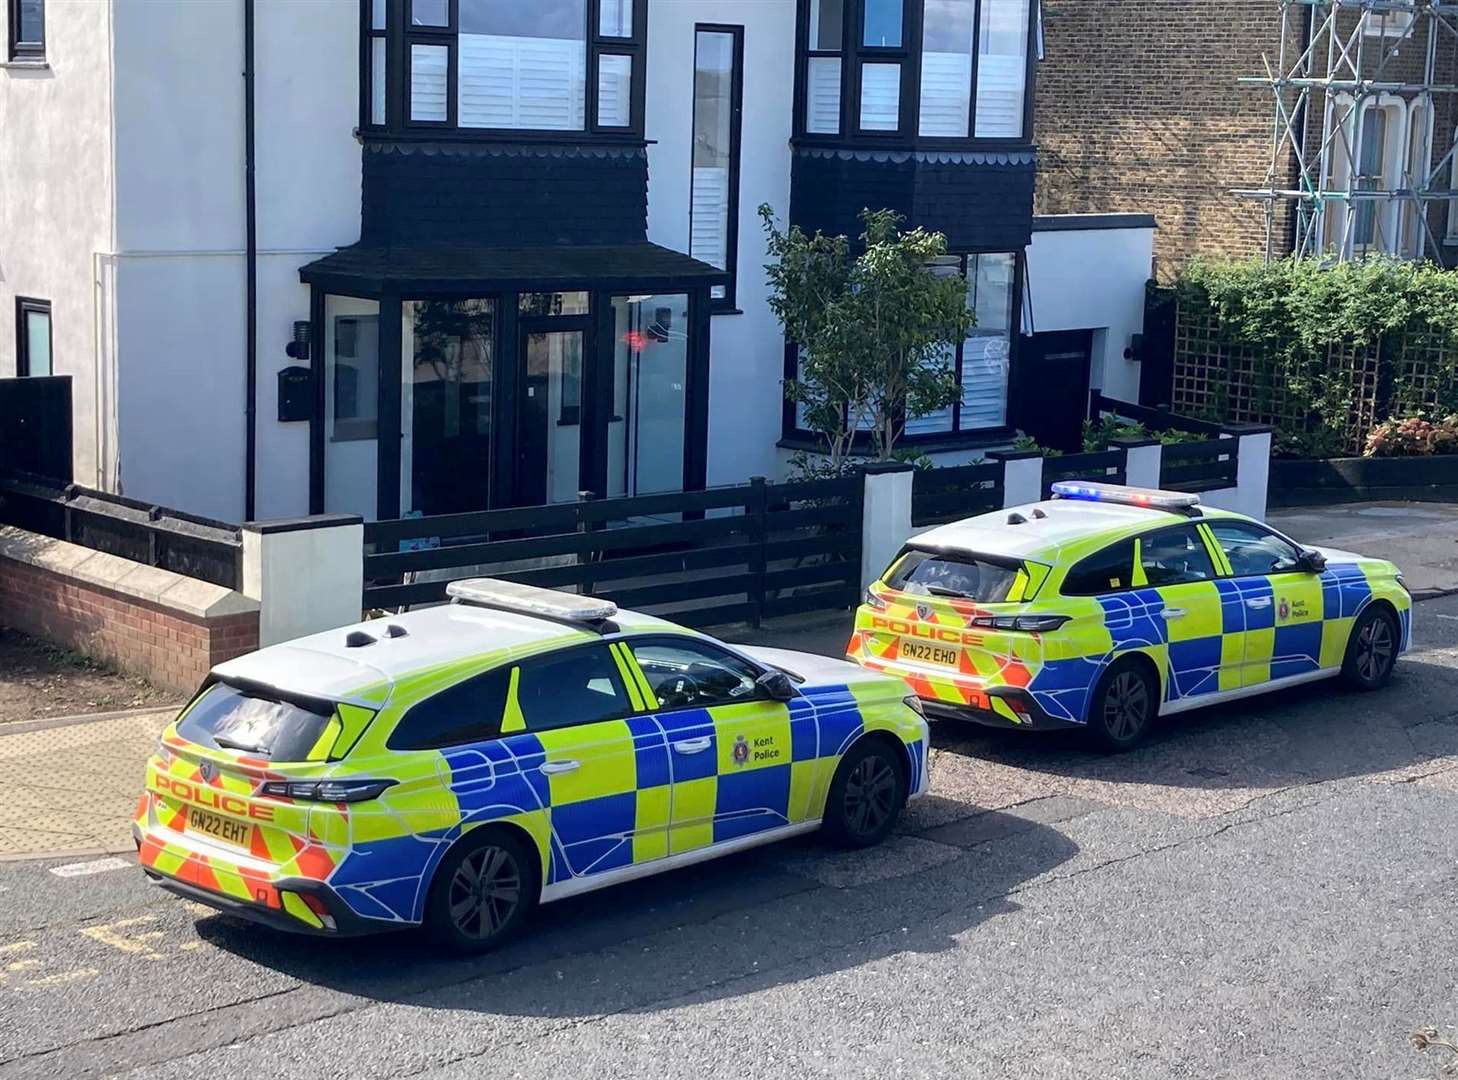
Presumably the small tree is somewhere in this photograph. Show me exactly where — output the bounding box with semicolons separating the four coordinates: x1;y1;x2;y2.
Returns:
761;205;974;468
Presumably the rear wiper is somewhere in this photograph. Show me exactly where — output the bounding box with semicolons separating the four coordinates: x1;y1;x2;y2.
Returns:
923;584;972;598
213;733;270;753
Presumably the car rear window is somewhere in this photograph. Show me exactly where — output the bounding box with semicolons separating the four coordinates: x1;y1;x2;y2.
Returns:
176;682;334;762
885;548;1021;603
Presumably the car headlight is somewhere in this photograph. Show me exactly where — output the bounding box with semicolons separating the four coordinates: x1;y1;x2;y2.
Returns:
902;694;926;717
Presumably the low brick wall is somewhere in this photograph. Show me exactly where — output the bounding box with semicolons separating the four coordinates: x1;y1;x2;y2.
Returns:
0;526;260;694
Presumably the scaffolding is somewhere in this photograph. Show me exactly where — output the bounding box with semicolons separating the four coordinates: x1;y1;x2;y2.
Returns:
1235;0;1458;261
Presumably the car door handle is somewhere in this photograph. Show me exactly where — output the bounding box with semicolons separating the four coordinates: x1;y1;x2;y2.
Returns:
1160;608;1187;619
539;760;580;775
672;737;713;755
1246;597;1273;609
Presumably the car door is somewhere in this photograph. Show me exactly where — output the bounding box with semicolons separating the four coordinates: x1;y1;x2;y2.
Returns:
1202;520;1327;686
507;643;668;880
620;636;808;857
1133;523;1233;703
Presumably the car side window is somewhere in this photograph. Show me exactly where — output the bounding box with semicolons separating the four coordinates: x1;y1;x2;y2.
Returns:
1206;520;1304;577
514;645;632;733
388;667;511;751
627;639;763;711
1139;525;1217;586
1062;539;1136;597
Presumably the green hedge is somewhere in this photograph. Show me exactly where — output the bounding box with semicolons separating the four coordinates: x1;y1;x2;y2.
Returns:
1171;257;1458;457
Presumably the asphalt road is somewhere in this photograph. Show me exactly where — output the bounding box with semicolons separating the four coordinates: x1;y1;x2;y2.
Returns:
4;597;1458;1079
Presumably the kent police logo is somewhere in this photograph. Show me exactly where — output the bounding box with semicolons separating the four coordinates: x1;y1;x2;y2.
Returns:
1278;598;1290;621
198;760;217;783
916;603;933;621
732;735;750;767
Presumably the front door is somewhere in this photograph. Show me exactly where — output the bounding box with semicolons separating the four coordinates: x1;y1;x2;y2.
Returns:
518;319;590;507
1012;329;1093;453
1202;520;1327;687
620;638;803;855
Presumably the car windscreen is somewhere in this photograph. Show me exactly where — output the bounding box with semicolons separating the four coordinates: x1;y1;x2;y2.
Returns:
175;681;334;762
885;548;1021;603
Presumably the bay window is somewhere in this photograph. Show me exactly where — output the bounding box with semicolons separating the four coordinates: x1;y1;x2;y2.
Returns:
798;0;1034;142
366;0;645;137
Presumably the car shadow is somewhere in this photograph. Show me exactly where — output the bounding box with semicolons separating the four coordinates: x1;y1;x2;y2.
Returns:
928;658;1458;793
195;808;1079;1018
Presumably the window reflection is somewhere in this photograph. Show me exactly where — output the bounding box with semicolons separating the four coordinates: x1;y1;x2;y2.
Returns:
609;294;689;496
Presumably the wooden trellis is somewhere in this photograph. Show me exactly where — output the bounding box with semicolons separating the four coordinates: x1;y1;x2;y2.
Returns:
1170;298;1454;455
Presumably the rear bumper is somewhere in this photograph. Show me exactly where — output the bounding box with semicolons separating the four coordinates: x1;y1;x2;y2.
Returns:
133;821;395;939
141;859;388;938
921;688;1082;732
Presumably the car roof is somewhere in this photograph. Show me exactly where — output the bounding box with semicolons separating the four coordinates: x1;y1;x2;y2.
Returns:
211;601;681;708
910;498;1245;565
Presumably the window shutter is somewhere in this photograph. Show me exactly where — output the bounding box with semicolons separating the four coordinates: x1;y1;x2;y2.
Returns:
690;167;730;271
458;34;584;130
973;54;1024;137
960;334;1010;429
918;52;972;138
410;46;449;121
806;57;842;134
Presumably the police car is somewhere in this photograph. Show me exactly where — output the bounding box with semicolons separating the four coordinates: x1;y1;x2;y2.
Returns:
848;482;1410;751
135;580;929;952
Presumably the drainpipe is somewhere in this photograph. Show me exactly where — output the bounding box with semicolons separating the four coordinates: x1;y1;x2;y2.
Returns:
243;0;258;521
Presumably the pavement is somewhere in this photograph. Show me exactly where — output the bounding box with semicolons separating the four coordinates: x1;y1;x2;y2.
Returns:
1269;500;1458;598
2;499;1458;1077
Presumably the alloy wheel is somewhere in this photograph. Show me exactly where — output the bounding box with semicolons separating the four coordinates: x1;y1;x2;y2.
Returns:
843;754;897;838
448;844;522;941
1103;670;1149;741
1356;616;1395;682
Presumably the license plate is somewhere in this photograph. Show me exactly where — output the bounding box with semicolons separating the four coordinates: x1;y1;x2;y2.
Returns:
901;642;958;667
188;807;252;849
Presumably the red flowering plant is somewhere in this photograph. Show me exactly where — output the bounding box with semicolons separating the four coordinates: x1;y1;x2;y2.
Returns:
1363;415;1458;458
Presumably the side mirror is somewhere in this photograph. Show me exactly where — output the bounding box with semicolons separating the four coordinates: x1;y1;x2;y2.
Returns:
1299;548;1327;573
756;669;796;702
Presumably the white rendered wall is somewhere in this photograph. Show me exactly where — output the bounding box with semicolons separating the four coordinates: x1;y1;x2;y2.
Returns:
1024;223;1154;405
0;0;115;488
645;0;797;488
109;0;360;522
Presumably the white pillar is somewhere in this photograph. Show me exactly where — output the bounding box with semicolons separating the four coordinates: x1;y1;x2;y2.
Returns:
1114;438;1163;489
1230;426;1273;519
861;464;915;591
242;515;364;647
991;451;1044;508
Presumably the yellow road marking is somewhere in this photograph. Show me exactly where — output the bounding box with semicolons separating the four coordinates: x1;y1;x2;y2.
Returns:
80;915;166;960
24;968;97;988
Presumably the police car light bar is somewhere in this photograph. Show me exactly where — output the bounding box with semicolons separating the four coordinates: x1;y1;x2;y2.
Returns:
446;579;619;625
1049;481;1201;511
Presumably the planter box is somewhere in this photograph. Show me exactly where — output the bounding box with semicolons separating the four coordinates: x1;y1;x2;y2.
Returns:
1270;454;1458;507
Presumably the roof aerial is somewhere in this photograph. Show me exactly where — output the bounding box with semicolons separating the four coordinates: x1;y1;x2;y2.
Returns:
446;579;619;629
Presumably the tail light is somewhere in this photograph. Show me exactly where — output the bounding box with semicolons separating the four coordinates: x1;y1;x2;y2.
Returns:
970;614;1071;633
864;587;889;612
259;779;396;803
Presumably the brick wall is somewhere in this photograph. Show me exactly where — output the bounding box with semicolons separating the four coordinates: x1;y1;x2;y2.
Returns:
0;527;260;694
1035;2;1458;273
1034;0;1293;275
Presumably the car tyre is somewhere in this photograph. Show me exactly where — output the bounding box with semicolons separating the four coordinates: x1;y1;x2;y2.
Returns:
425;827;539;955
1085;659;1158;753
822;739;906;849
1341;606;1400;691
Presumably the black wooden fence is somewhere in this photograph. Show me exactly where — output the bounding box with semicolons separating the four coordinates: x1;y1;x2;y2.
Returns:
1160;437;1240;492
0;478;243;590
1041;449;1128;498
363;474;865;628
911;461;1003;527
0;375;72;484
